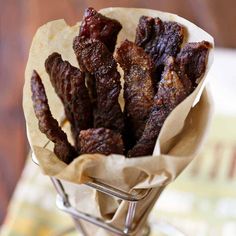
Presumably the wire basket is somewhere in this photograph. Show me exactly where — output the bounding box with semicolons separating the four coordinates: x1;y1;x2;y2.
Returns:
32;152;188;236
51;177;157;236
32;152;163;235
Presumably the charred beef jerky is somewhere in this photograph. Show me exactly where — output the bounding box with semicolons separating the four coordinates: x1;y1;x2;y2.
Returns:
45;52;92;149
135;16;185;81
128;57;192;157
73;36;124;133
176;41;211;87
31;70;77;164
79;128;124;155
156;57;192;110
79;7;122;105
79;7;122;53
116;40;155;143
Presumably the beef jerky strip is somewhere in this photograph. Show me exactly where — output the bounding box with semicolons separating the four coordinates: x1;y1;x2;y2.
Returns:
116;40;155;145
79;128;124;155
31;70;77;164
135;16;185;82
79;7;122;53
45;52;92;150
129;40;211;157
73;36;124;133
79;7;122;104
128;57;192;157
176;41;212;87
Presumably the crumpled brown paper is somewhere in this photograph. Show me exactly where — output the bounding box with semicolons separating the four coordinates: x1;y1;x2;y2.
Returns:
23;7;214;235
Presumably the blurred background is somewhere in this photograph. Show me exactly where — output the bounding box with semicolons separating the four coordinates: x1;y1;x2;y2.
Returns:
0;0;236;235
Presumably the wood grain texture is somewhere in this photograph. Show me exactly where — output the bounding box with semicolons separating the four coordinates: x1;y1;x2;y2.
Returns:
0;0;28;223
0;0;235;224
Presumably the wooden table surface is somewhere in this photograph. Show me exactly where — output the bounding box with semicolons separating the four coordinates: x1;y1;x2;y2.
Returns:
0;0;235;224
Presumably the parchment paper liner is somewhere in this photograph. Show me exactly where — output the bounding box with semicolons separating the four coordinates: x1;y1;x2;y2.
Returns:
23;7;214;235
